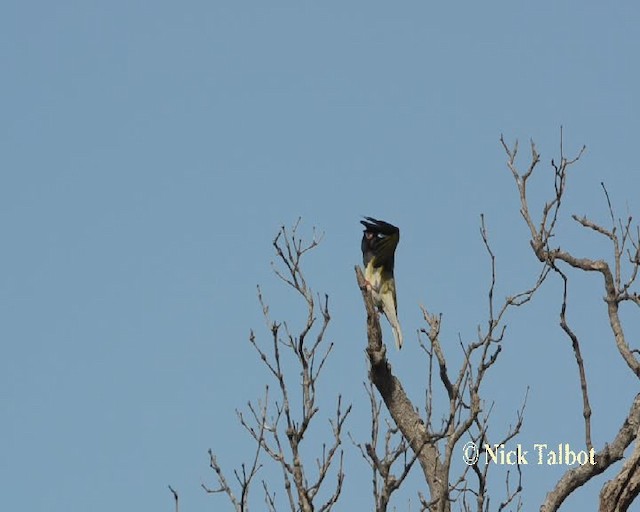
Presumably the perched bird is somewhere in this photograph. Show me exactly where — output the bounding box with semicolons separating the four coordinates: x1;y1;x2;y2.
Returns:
360;217;403;349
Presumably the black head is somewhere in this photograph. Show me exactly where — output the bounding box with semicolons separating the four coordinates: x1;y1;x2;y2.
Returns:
360;217;400;269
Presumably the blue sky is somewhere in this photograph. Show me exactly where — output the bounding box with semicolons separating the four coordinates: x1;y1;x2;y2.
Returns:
1;2;638;510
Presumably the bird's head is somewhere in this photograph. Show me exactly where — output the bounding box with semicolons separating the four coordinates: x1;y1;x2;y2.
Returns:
360;217;400;269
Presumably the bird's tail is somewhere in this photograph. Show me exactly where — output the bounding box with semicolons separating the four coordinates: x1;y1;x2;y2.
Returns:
381;297;403;350
390;316;403;350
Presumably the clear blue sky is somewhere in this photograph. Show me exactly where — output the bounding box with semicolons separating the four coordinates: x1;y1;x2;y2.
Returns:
2;2;638;510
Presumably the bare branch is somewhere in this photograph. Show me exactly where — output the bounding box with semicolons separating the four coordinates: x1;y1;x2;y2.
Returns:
600;427;640;511
202;451;241;511
168;485;179;512
503;134;640;510
208;222;348;511
350;381;424;511
541;394;640;511
550;262;593;451
262;481;278;512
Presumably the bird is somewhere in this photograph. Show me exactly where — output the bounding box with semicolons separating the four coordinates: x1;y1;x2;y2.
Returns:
360;217;403;349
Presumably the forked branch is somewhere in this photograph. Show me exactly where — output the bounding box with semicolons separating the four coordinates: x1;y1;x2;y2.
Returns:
207;222;349;511
502;132;640;511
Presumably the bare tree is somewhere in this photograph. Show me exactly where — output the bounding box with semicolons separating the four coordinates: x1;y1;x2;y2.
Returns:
355;210;544;511
198;132;638;511
204;221;351;511
501;130;640;511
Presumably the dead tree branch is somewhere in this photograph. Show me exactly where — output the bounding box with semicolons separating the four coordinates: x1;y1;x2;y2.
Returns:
502;131;640;511
355;213;543;511
599;420;640;511
541;394;640;512
168;485;179;512
349;381;420;511
207;222;350;511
